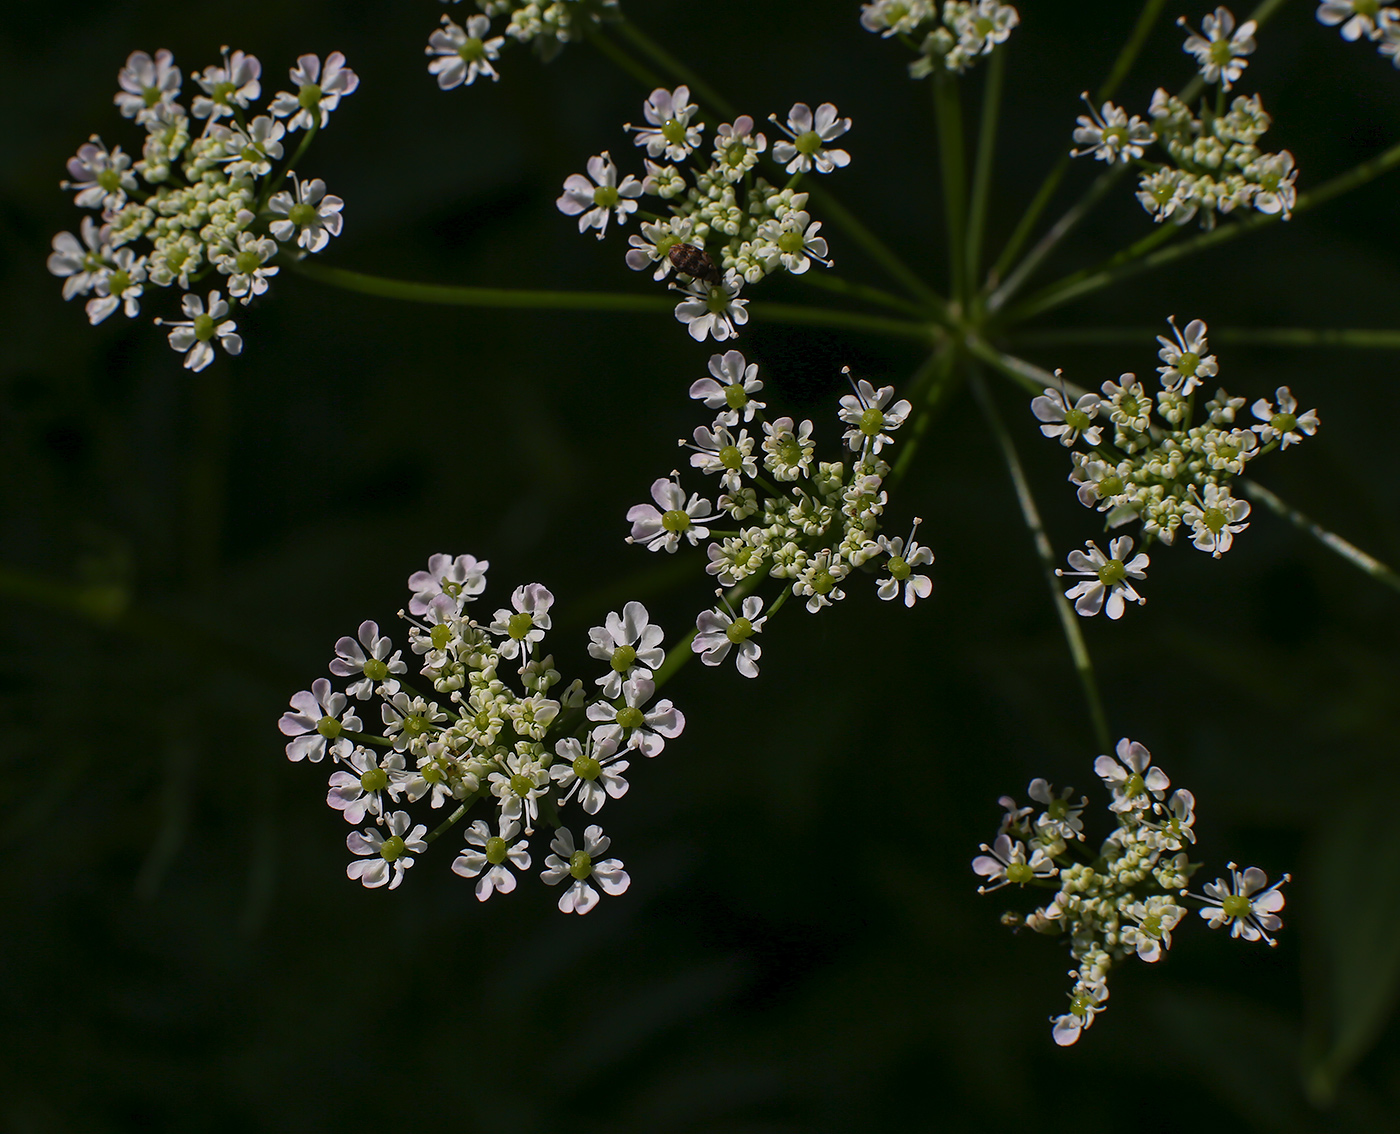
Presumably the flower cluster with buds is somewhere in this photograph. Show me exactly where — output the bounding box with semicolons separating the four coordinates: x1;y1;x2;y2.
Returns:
859;1;1020;77
975;738;1289;1046
555;87;849;341
430;0;620;82
1033;318;1317;574
1071;9;1297;228
1316;0;1400;66
277;554;685;912
623;350;932;678
47;47;354;370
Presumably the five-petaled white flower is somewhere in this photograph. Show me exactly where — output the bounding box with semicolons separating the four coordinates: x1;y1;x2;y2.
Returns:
690;349;766;426
427;15;506;89
1251;386;1318;448
1122;896;1187;963
487;748;552;833
346;810;427;890
330;619;408;699
712;115;768;181
1156;316;1218;395
693;593;767;677
63;136;138;212
154;290;243;372
551;734;630;814
627;473;717;553
84;248;145;325
268;173;345;254
488;583;554;660
192;48;262;120
48;217;112;300
1317;0;1395;41
860;0;938;37
1032;381;1102;446
408;553;489;617
686;423;757;493
1093;737;1170;813
269;52;359;131
1197;862;1289;945
1057;536;1148;619
556;151;643;239
769;102;852;174
876;519;935;606
587;675;685;757
972;832;1058;893
220;115;285;178
1179;7;1257;89
540;825;631;914
114;49;182;123
626;85;703;161
452;818;531;900
1070;94;1154;164
588;600;666;698
1182;482;1250;557
756;210;831;274
1028;778;1087;842
839;373;912;453
327;746;410;825
673;269;749;342
279;677;361;763
1051;980;1109;1047
760;416;816;481
217;232;280;304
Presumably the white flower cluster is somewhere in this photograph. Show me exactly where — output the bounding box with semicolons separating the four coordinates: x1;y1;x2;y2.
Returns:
624;350;931;678
555;87;850;342
859;0;1019;77
975;738;1289;1046
47;48;353;371
1033;318;1318;561
1316;0;1400;66
277;554;685;913
431;0;620;82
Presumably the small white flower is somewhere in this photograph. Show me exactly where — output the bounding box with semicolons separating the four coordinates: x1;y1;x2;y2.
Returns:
625;85;703;161
1070;94;1154;164
1057;536;1149;620
794;548;850;613
625;217;695;280
1197;862;1289;945
220;115;285;178
488;748;551;833
861;0;938;37
63;136;138;212
761;416;816;481
407;553;489;617
769;102;852;175
1122;897;1187;963
329;619;408;699
693;593;767;678
1100;374;1153;433
269;52;360;131
586;675;685;757
47;217;112;300
686;423;757;493
1156;788;1198;848
346;810;427;890
876;518;934;606
1317;0;1394;41
427;15;506;89
488;583;554;660
216;232;280;304
690;349;765;427
267;173;345;254
84;247;145;325
627;472;717;553
1027;778;1086;842
556;151;643;239
1093;737;1170;813
1179;7;1257;90
278;677;362;763
452;818;531;901
1251;386;1319;448
1156;316;1218;394
1051;981;1108;1047
154;290;243;372
839;372;911;454
712;115;767;181
114;49;182;123
1249;150;1297;218
756;210;831;275
588;600;665;698
551;734;629;814
673;269;749;342
947;0;1021;60
1032;380;1102;447
191;48;261;120
381;693;448;754
972;832;1058;893
1182;482;1250;557
327;746;410;825
540;825;630;915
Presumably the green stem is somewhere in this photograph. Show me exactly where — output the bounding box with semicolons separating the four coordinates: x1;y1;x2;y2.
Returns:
933;71;969;303
792;269;937;319
964;334;1091;400
739;303;936;341
1239;478;1400;594
585;26;665;90
259;121;318;211
1011;327;1400;349
970;370;1112;752
1004;137;1400;325
965;48;1005;304
612;14;737;119
889;348;961;491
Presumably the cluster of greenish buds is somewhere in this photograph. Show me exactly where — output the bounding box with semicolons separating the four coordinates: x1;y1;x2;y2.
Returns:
1035;319;1318;558
278;555;684;910
859;0;1020;77
976;738;1287;1045
468;0;620;62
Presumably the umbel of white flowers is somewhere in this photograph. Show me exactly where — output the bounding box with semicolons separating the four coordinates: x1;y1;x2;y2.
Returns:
1033;317;1318;619
860;1;1021;77
48;47;354;370
555;85;849;342
428;0;622;85
277;555;684;913
974;737;1289;1046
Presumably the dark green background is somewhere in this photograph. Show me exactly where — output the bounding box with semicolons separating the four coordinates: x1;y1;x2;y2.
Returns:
3;1;1399;1130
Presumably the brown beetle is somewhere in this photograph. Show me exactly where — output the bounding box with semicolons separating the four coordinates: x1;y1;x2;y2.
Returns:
667;242;721;285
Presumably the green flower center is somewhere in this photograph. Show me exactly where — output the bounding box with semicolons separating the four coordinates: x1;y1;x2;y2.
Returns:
360;767;388;793
1006;862;1034;885
974;16;995;35
778;230;805;254
733;546;754;567
509;773;534;797
289;202;317;227
316;715;342;739
1271;412;1297;433
241;144;262;163
192;313;216;342
485;835;508;865
1099;474;1124;497
507;612;534;640
794;129;823;157
1177;350;1200;376
1222;894;1251;920
725;617;753;643
1209;40;1235;66
97;168;122;193
706;286;731;314
166;246;188;270
888;556;911;581
1123;772;1145;799
1215;442;1238;460
1141;913;1163;937
458;37;486;62
298;83;323;112
662;118;687;145
860;406;886;436
235;249;262;275
810;569;835;595
569;850;593;880
778;439;803;465
1119;396;1141;419
719;444;744;470
363;658;389;681
661;509;691;533
430;623;452;650
421;762;444;784
473;709;493;730
654;233;680;258
109;269;132;296
1096;558;1126;587
212;80;237;105
1064;408;1091;433
616;705;645;729
143;86;162;107
1202;506;1227;533
886;2;909;21
380;835;406;863
573;755;602;781
593;184;619;209
402;715;430;738
1069;993;1093;1017
725;141;747;164
1356;0;1381;14
1103;125;1128;145
610;644;637;673
1260;170;1281;192
724;385;749;410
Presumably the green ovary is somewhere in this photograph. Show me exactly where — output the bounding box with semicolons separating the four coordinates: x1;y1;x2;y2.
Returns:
1141;914;1163;937
1103;125;1128;145
360;767;388;793
316;716;342;739
860;407;885;436
610;645;636;673
616;706;644;729
1123;772;1145;799
402;716;430;738
97;169;122;193
458;37;486;62
573;756;602;781
778;230;805;254
235;250;262;275
725;617;753;643
1222;894;1251;920
779;439;803;465
430;624;452;651
108;270;131;296
724;385;749;410
289;202;317;228
485;836;508;865
1271;412;1296;433
719;445;743;470
507;612;534;640
810;570;835;595
1047;798;1069;820
1064;409;1091;433
726;142;746;164
192;313;216;342
1356;0;1381;14
592;184;619;209
569;850;593;880
661;509;691;533
795;130;823;157
509;773;534;798
974;16;995;35
1098;474;1124;497
706;287;731;314
1176;351;1200;376
1006;862;1033;885
662;119;687;145
379;835;406;863
1210;41;1234;66
297;83;323;112
212;80;236;105
888;556;911;581
363;658;389;681
1096;559;1126;587
1202;506;1227;533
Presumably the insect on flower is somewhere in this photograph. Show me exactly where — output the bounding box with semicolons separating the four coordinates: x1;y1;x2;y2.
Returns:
668;242;721;285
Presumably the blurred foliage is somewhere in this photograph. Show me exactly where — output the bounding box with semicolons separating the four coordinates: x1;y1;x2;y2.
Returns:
3;1;1400;1130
